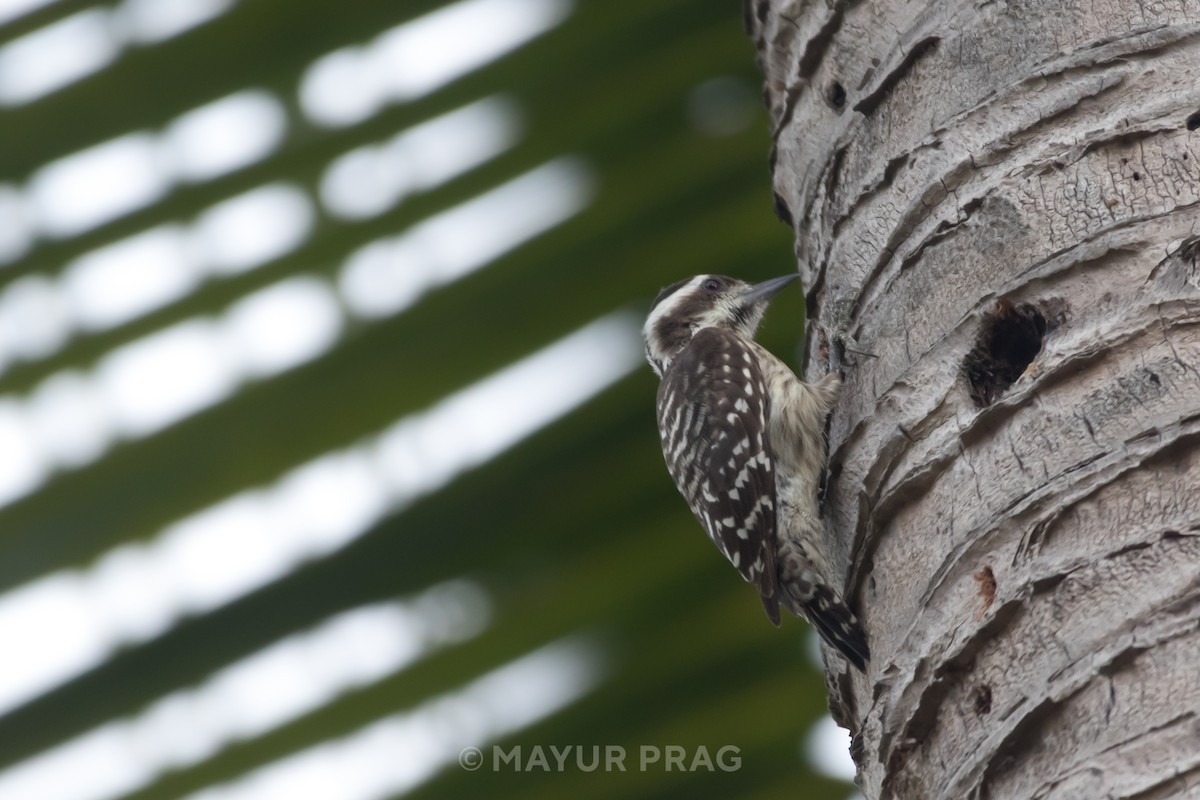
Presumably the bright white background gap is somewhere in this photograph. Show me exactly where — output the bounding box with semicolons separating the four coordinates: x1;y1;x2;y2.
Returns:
0;311;642;717
0;581;492;800
0;158;593;509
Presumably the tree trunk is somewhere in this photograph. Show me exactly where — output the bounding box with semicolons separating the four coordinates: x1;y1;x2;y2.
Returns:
746;2;1200;798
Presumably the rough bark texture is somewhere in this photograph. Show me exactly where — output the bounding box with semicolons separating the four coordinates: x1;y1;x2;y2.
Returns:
745;2;1200;798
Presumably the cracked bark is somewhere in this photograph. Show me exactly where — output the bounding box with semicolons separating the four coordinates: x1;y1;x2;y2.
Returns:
746;2;1200;798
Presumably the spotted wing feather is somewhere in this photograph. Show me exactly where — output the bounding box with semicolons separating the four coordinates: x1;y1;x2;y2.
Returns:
656;327;781;623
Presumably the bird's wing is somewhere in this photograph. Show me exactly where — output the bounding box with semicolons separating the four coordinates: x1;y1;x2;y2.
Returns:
656;327;780;622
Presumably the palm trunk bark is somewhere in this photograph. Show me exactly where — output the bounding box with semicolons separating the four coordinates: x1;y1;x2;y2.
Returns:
746;2;1200;798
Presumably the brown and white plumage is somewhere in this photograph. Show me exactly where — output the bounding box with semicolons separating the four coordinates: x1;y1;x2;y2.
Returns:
643;274;869;670
655;326;782;620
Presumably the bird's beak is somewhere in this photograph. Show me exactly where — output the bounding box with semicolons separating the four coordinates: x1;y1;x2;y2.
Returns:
740;274;798;305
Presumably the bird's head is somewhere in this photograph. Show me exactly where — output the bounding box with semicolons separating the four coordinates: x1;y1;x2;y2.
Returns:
642;273;797;376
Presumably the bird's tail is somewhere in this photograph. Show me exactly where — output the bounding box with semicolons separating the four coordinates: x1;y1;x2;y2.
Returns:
779;577;869;671
799;586;869;671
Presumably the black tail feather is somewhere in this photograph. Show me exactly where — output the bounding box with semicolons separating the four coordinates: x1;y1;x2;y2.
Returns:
760;592;782;626
803;587;870;671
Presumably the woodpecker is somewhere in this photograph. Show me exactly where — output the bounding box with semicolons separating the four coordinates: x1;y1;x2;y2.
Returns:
643;273;869;670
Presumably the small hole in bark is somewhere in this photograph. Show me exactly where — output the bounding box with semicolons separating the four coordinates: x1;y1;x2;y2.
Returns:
1187;112;1200;131
817;459;839;516
773;191;793;226
972;684;993;716
973;565;996;612
825;81;846;109
1132;171;1141;181
964;300;1050;406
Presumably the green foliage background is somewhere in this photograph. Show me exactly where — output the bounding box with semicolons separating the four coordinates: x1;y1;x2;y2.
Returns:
0;1;850;798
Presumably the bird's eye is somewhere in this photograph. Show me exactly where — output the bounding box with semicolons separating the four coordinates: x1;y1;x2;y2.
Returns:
702;278;722;291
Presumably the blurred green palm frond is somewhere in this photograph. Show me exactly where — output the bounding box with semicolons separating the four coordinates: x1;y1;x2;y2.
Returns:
0;1;853;798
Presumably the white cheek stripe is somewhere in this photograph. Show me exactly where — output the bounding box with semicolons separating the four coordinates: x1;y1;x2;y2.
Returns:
642;275;705;343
